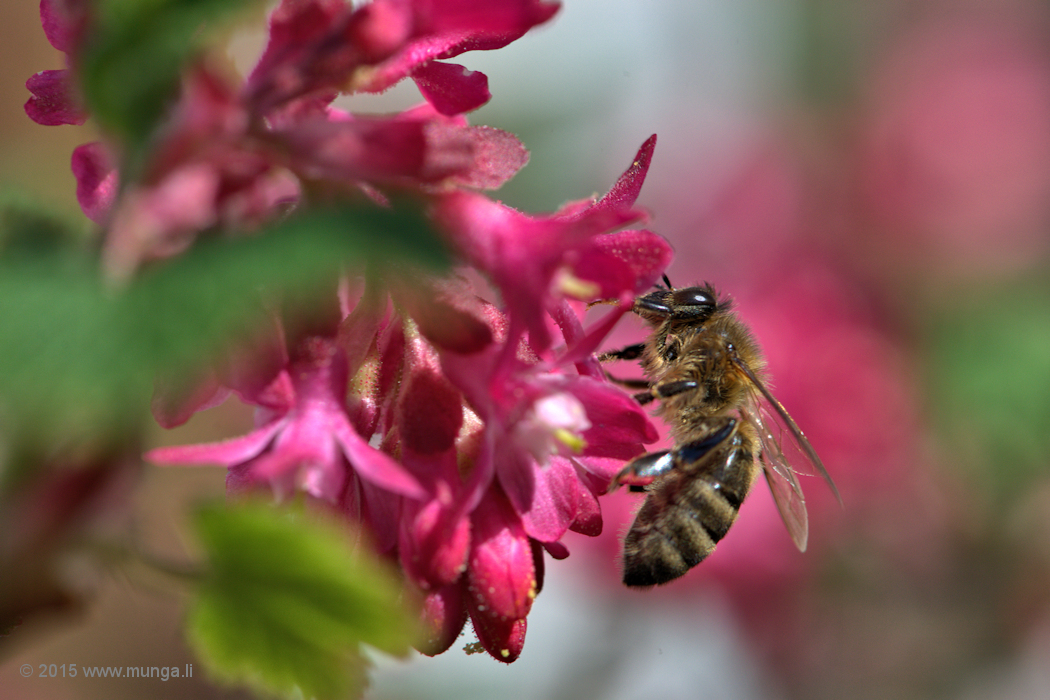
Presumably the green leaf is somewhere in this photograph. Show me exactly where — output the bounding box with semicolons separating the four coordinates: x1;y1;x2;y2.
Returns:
0;199;447;448
122;203;449;377
79;0;264;168
188;501;417;700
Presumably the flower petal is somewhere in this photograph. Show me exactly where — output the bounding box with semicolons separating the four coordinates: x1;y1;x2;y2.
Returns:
541;539;570;559
333;418;427;499
514;456;580;542
567;462;603;535
573;377;660;454
420;0;560;37
71;143;117;225
145;419;284;466
397;348;465;455
590;228;674;293
441;126;529;190
588;134;657;214
24;70;86;126
354;0;560;95
40;0;86;54
412;61;490;115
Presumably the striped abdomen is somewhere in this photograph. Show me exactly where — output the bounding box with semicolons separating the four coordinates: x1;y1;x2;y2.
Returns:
622;438;757;587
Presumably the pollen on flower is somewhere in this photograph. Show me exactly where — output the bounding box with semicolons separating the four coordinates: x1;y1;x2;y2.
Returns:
552;428;586;453
554;268;601;300
346;65;379;93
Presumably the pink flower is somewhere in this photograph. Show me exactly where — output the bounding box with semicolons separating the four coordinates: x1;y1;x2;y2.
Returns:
147;333;426;512
148;264;663;662
34;0;674;665
433;135;668;354
245;0;560;113
32;0;542;278
146;163;669;658
89;66;528;277
24;0;90;126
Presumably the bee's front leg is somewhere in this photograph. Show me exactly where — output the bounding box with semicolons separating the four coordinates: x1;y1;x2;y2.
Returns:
597;342;646;363
632;379;699;406
598;343;652;390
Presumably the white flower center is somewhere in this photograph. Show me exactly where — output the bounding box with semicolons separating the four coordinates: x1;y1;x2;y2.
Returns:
515;393;591;464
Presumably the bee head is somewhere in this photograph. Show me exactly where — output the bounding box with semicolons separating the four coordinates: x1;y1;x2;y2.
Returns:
634;283;719;322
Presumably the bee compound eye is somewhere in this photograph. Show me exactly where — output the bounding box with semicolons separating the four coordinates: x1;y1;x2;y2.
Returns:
672;287;716;317
677;288;715;307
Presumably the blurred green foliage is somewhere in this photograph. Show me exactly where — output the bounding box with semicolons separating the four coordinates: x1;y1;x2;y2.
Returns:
0;197;447;479
80;0;265;174
188;500;418;700
925;278;1050;503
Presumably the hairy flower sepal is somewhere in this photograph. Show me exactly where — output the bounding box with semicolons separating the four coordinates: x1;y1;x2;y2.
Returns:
417;583;468;656
465;486;535;662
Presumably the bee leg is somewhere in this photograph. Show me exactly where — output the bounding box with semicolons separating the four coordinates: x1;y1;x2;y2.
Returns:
613;417;738;492
605;374;651;390
632;379;699;405
599;343;651;390
612;450;674;491
597;343;646;362
675;417;737;466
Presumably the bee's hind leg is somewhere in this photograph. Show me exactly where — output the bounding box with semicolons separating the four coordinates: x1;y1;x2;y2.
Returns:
611;450;675;492
612;416;738;492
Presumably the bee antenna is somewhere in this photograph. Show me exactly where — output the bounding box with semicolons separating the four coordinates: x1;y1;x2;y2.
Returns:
661;274;673;289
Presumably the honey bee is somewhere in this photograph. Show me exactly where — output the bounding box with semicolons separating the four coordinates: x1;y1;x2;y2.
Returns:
600;278;840;587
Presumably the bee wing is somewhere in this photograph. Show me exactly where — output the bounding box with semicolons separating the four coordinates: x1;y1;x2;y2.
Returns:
740;397;810;551
731;354;842;553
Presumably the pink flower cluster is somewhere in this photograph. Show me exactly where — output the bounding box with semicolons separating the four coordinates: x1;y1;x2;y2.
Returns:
28;0;672;661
